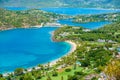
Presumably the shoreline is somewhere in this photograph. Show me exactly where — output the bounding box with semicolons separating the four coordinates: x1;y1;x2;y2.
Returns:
3;40;77;76
2;29;77;77
48;40;77;67
0;25;43;32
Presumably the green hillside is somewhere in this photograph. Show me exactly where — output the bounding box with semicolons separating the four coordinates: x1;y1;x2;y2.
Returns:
0;8;66;30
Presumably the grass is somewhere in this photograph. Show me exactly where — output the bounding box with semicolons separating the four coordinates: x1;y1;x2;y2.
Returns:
86;41;106;45
40;66;95;80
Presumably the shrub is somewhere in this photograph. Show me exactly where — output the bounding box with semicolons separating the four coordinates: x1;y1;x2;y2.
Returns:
14;68;24;76
0;74;3;78
52;71;58;76
65;68;71;72
74;71;84;75
91;77;98;80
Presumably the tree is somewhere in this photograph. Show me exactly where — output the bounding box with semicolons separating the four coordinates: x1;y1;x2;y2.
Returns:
20;73;34;80
104;59;120;80
61;76;64;80
14;68;24;76
0;74;3;78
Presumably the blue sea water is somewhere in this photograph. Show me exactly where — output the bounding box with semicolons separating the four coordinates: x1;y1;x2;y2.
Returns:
40;8;120;15
0;28;71;73
40;8;114;29
57;19;111;29
0;7;118;73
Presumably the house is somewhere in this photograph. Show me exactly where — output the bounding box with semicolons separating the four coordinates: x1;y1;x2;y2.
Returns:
83;29;91;32
107;40;116;43
59;32;69;37
116;52;120;58
56;64;66;70
72;27;80;29
108;47;115;51
97;39;105;43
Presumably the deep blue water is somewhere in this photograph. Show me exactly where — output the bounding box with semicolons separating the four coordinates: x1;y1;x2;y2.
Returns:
57;19;111;29
40;8;120;15
0;28;71;73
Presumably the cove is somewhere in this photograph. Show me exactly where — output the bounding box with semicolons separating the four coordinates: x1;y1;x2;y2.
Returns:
0;7;118;73
0;27;71;73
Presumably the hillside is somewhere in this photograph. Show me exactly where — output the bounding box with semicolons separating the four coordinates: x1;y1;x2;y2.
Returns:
0;0;120;9
0;8;66;30
1;14;120;80
73;12;120;23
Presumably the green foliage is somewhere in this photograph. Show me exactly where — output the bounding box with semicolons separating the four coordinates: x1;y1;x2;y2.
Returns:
73;12;120;23
0;77;6;80
83;48;112;67
0;8;67;30
91;77;98;80
14;68;24;76
20;73;34;80
67;75;80;80
54;21;120;42
81;60;90;67
104;59;120;80
52;71;58;76
65;68;72;72
0;74;3;78
74;71;84;75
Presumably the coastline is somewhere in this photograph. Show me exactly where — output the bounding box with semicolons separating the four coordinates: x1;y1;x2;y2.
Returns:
2;29;77;77
0;25;43;32
3;40;77;76
48;40;77;67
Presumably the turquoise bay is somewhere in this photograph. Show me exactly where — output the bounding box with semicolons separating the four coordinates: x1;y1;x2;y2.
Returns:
0;28;71;73
0;7;118;73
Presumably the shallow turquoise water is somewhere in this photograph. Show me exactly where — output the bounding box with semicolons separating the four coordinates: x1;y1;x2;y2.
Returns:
0;27;71;73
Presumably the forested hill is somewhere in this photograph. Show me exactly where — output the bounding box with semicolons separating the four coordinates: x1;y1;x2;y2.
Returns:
0;0;120;9
0;8;66;30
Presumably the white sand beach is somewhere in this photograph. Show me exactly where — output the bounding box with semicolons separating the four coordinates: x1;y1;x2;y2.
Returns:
2;34;77;77
48;40;77;67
